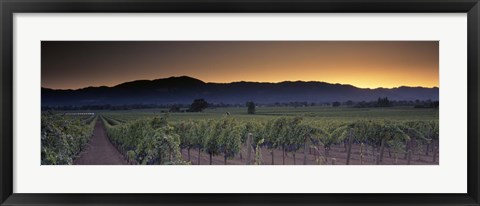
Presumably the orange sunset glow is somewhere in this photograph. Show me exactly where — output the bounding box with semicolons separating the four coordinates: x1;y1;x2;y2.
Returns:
41;41;438;89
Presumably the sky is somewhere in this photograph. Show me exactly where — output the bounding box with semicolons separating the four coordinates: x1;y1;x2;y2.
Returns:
41;41;438;90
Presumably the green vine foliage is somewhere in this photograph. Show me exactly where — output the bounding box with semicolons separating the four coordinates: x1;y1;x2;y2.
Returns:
104;116;186;165
41;113;96;165
43;112;438;165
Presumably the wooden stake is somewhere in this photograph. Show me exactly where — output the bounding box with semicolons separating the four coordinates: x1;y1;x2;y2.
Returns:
404;140;410;159
293;153;296;165
379;138;386;163
255;146;263;165
246;133;253;165
303;136;309;165
271;150;274;165
407;150;412;165
394;152;398;165
360;143;364;165
198;148;201;165
346;129;353;165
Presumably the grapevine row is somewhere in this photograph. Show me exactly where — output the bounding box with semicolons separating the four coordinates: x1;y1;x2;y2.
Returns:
102;116;186;165
41;113;97;165
172;117;438;165
98;115;438;165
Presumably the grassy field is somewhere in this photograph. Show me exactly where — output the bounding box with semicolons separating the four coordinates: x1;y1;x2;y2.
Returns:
66;106;439;123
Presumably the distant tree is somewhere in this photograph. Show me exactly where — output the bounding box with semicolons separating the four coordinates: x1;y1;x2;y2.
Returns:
345;100;354;106
189;99;208;112
377;97;392;107
246;101;256;114
332;101;341;107
169;105;180;113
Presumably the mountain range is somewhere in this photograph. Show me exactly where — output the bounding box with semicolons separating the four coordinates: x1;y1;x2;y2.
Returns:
42;76;439;106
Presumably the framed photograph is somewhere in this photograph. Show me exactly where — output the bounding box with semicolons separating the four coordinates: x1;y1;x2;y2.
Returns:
1;0;479;205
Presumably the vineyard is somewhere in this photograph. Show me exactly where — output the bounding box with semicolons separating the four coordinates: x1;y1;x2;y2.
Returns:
101;115;186;165
100;113;438;165
41;106;439;165
41;113;97;164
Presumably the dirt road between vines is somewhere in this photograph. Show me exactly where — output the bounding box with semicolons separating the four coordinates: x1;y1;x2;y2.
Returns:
74;119;128;165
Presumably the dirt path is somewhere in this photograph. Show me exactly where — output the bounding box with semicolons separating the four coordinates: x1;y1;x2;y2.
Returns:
74;119;128;165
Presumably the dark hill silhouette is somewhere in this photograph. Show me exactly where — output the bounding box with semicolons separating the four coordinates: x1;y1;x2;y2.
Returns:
42;76;439;106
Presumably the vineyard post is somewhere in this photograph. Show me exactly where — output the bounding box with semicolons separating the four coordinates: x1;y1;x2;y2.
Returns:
331;158;336;165
254;145;263;165
303;135;308;165
394;152;398;165
197;148;201;165
246;133;253;165
379;138;386;163
411;136;417;157
187;148;191;161
316;147;324;165
346;128;353;165
293;152;296;165
360;143;364;165
407;150;412;165
282;145;286;165
271;150;274;165
404;140;410;159
433;146;438;163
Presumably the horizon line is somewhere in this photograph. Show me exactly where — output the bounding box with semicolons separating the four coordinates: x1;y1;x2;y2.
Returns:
42;75;440;90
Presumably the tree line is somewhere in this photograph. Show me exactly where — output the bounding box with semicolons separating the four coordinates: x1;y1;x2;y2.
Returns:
42;97;439;112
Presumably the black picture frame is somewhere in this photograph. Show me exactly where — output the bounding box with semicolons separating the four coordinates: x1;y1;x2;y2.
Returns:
1;0;479;205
